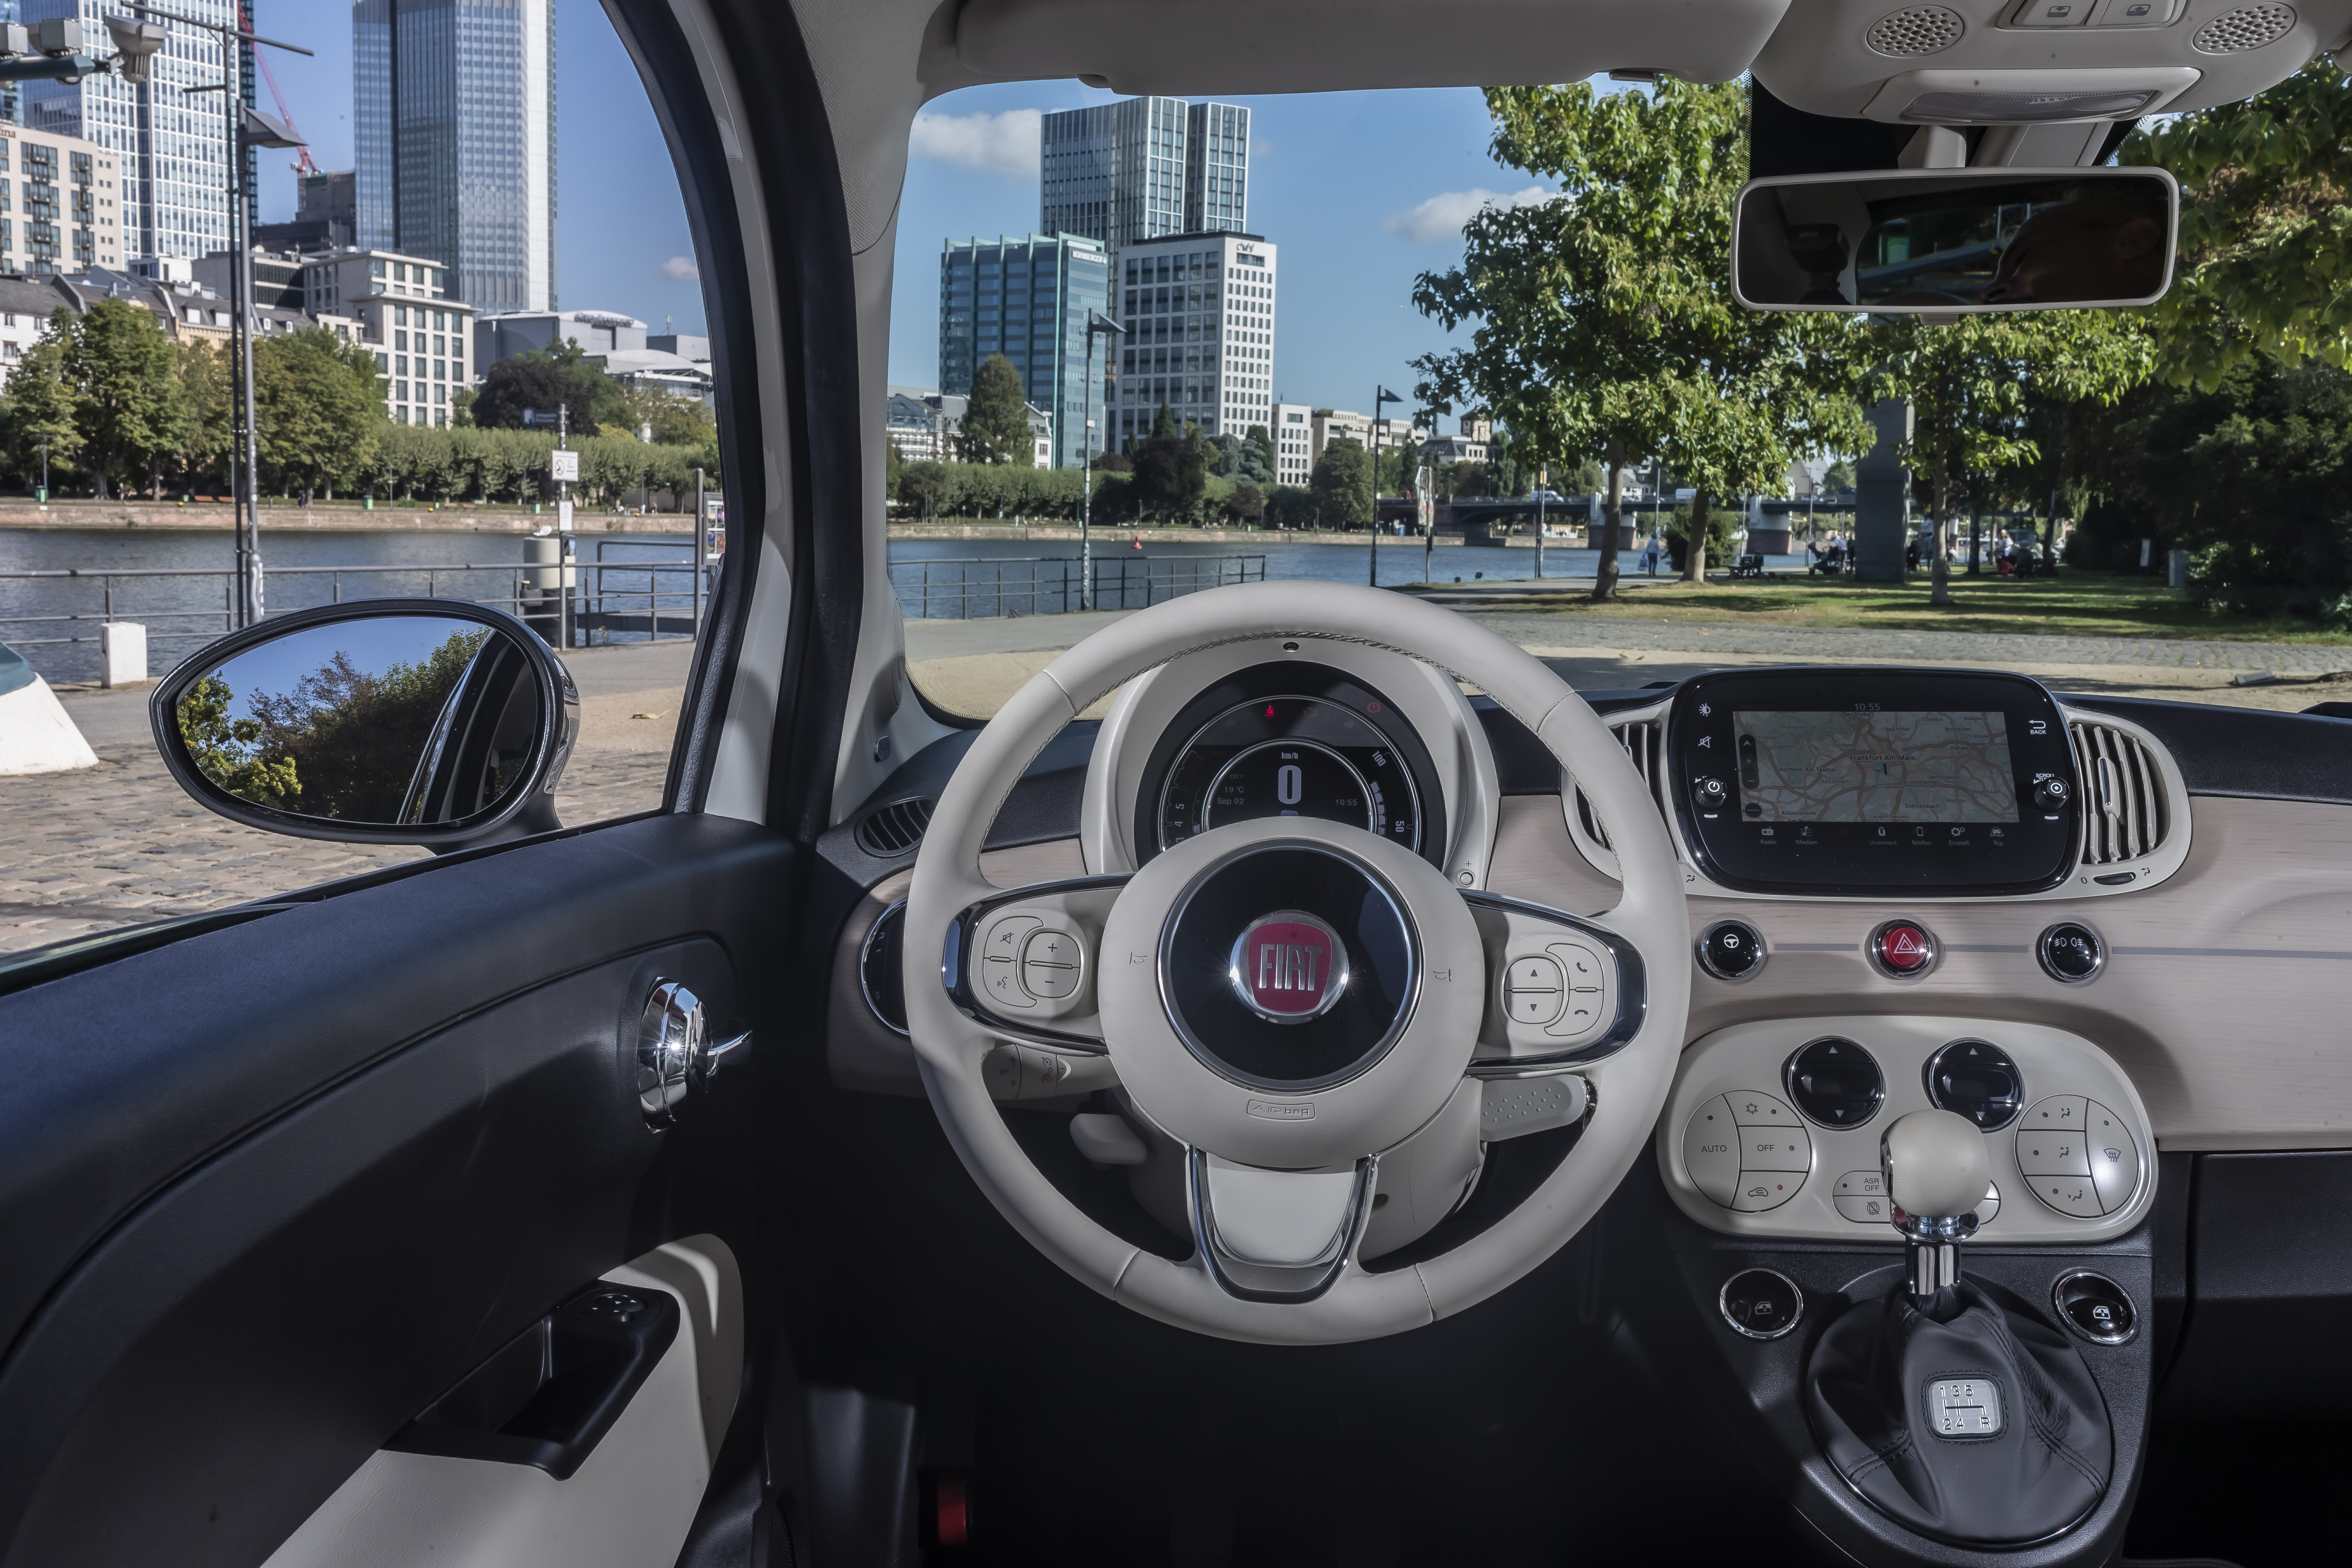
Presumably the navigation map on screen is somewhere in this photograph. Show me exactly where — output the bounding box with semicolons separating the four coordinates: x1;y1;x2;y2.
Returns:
1734;710;2018;823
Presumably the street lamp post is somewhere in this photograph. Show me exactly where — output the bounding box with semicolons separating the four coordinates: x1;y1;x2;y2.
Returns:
1369;385;1402;587
132;3;310;629
1079;309;1124;613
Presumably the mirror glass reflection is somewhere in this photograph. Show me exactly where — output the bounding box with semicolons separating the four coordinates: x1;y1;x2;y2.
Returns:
1736;172;2174;312
175;616;543;825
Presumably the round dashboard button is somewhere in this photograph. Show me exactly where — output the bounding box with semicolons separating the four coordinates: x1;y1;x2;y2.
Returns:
2038;922;2104;984
1868;919;1938;977
1718;1268;1804;1340
1925;1038;2026;1131
1697;919;1766;981
2052;1270;2137;1345
1784;1036;1886;1128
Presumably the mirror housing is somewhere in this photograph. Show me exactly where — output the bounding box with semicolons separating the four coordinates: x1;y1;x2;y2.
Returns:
150;600;579;852
1734;166;2177;315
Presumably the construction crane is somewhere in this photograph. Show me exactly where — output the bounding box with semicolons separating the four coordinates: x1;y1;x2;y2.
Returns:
237;1;314;178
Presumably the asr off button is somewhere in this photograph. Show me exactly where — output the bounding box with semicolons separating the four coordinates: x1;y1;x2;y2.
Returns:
1696;918;1767;982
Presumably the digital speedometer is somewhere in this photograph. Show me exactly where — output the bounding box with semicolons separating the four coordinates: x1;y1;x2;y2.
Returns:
1156;693;1423;853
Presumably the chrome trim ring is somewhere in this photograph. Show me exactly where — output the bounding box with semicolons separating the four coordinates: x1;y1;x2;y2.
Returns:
858;897;910;1037
2052;1269;2138;1346
1718;1268;1805;1341
1865;917;1941;980
1695;917;1769;983
2036;921;2106;986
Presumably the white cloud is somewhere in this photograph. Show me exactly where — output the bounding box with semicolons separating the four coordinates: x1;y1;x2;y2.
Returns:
908;108;1042;175
1382;185;1556;244
660;256;700;282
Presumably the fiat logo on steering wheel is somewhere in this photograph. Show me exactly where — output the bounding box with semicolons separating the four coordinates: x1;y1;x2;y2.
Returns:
1228;910;1351;1024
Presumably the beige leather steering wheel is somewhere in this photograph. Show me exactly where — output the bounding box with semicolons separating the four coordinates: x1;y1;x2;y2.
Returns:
903;582;1689;1343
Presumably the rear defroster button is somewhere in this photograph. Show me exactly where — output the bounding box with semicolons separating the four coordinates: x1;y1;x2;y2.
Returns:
1868;919;1939;978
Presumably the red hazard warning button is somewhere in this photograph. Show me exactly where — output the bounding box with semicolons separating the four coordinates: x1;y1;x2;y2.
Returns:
1870;920;1937;977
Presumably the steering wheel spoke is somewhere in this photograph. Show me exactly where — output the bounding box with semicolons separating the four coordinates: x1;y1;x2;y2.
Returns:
947;876;1127;1072
1187;1147;1380;1303
1461;891;1647;1080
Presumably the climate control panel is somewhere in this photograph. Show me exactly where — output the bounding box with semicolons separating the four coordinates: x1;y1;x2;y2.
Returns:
1657;1015;2156;1243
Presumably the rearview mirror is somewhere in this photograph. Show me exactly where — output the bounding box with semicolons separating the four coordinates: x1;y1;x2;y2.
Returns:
152;601;577;850
1733;167;2177;314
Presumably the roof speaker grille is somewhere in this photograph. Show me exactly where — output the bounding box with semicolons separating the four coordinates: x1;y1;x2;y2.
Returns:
2193;3;2296;52
1867;6;1967;56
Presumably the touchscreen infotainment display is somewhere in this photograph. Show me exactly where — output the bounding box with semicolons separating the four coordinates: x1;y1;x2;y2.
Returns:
1732;710;2019;824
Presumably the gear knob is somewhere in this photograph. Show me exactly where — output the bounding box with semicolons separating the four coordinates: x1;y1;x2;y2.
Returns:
1881;1109;1992;1219
1881;1109;1992;1297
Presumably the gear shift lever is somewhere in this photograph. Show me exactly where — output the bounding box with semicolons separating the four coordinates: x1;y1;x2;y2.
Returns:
1880;1109;1992;1300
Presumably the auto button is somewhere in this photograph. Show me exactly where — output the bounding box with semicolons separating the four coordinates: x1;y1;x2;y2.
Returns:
1681;1096;1741;1207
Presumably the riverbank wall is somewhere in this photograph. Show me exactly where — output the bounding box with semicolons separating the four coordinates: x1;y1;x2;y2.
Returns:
0;500;697;534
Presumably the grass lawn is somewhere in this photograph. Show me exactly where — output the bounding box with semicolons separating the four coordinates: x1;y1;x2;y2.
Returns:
1495;569;2352;645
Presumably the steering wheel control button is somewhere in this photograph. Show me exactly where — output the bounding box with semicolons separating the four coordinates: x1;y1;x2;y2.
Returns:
1548;942;1609;1038
1718;1268;1804;1339
1682;1098;1742;1207
1228;910;1350;1024
1733;1170;1804;1212
1020;928;1084;1000
1503;955;1565;1025
1868;919;1939;978
1784;1037;1886;1128
1834;1169;1891;1224
1697;919;1766;981
2053;1271;2138;1345
1509;987;1564;1025
1508;956;1562;991
2086;1102;2143;1210
2037;922;2105;984
1925;1038;2027;1130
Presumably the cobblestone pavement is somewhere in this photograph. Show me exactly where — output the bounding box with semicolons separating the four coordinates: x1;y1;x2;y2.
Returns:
1464;612;2352;674
1;639;689;957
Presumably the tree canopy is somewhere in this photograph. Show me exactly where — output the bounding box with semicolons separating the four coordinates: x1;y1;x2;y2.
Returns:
959;354;1032;464
1309;435;1372;526
471;338;628;433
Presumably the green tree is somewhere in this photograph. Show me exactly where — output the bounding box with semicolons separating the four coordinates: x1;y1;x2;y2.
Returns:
1862;314;2151;602
175;674;300;806
897;460;947;518
254;328;384;504
1;330;85;490
1417;79;1873;594
472;339;627;433
958;354;1031;464
1308;435;1372;527
172;340;232;498
1243;424;1276;484
1131;431;1206;521
2123;62;2352;389
55;298;183;499
1822;456;1857;493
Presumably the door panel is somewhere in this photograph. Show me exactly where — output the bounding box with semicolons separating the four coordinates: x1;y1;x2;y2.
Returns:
0;816;790;1568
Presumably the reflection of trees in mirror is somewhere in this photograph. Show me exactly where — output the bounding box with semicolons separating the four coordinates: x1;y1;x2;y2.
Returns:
181;629;491;821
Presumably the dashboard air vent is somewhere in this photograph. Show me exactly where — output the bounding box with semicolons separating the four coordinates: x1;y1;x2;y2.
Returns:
1575;719;1663;850
1867;6;1966;56
2069;722;2167;866
2193;3;2295;52
855;797;934;858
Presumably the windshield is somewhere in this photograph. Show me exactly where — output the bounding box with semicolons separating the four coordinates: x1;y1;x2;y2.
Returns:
888;78;2352;725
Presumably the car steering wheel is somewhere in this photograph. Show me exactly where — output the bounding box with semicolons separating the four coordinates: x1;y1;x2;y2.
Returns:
903;582;1690;1343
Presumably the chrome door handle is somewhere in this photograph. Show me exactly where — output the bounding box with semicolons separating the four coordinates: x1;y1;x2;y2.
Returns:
637;979;752;1127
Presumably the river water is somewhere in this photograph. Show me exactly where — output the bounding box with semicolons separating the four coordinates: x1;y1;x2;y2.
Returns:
0;527;1811;683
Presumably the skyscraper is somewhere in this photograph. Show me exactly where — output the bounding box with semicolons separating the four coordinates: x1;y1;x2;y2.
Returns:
354;0;556;314
938;233;1110;469
1110;231;1274;447
1040;98;1249;254
19;0;243;265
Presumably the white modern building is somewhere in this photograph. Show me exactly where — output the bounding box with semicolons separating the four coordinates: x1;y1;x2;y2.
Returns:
475;308;710;407
1111;230;1274;449
21;0;232;267
1271;402;1311;488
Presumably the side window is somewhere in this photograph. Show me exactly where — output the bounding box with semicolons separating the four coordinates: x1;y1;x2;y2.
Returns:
0;4;717;957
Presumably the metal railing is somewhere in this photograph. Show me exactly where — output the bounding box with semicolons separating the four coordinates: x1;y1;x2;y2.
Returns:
0;547;719;667
889;553;1265;619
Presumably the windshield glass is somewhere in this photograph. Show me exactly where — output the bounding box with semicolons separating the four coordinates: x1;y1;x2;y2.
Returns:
888;77;2352;725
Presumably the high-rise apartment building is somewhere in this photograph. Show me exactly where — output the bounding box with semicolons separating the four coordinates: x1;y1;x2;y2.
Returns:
20;0;237;265
354;0;556;314
0;124;123;276
1040;98;1249;252
1271;403;1311;488
937;233;1110;469
1111;231;1274;448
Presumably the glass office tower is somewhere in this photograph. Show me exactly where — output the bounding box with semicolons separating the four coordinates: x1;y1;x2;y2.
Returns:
1040;97;1249;251
20;0;240;263
938;233;1111;470
354;0;556;313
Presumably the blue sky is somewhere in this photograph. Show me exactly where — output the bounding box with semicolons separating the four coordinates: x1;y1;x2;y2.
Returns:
253;0;707;335
891;81;1573;416
255;6;1616;408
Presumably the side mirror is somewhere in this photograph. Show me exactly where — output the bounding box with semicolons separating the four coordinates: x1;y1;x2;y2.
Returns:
150;600;579;851
1733;167;2177;314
